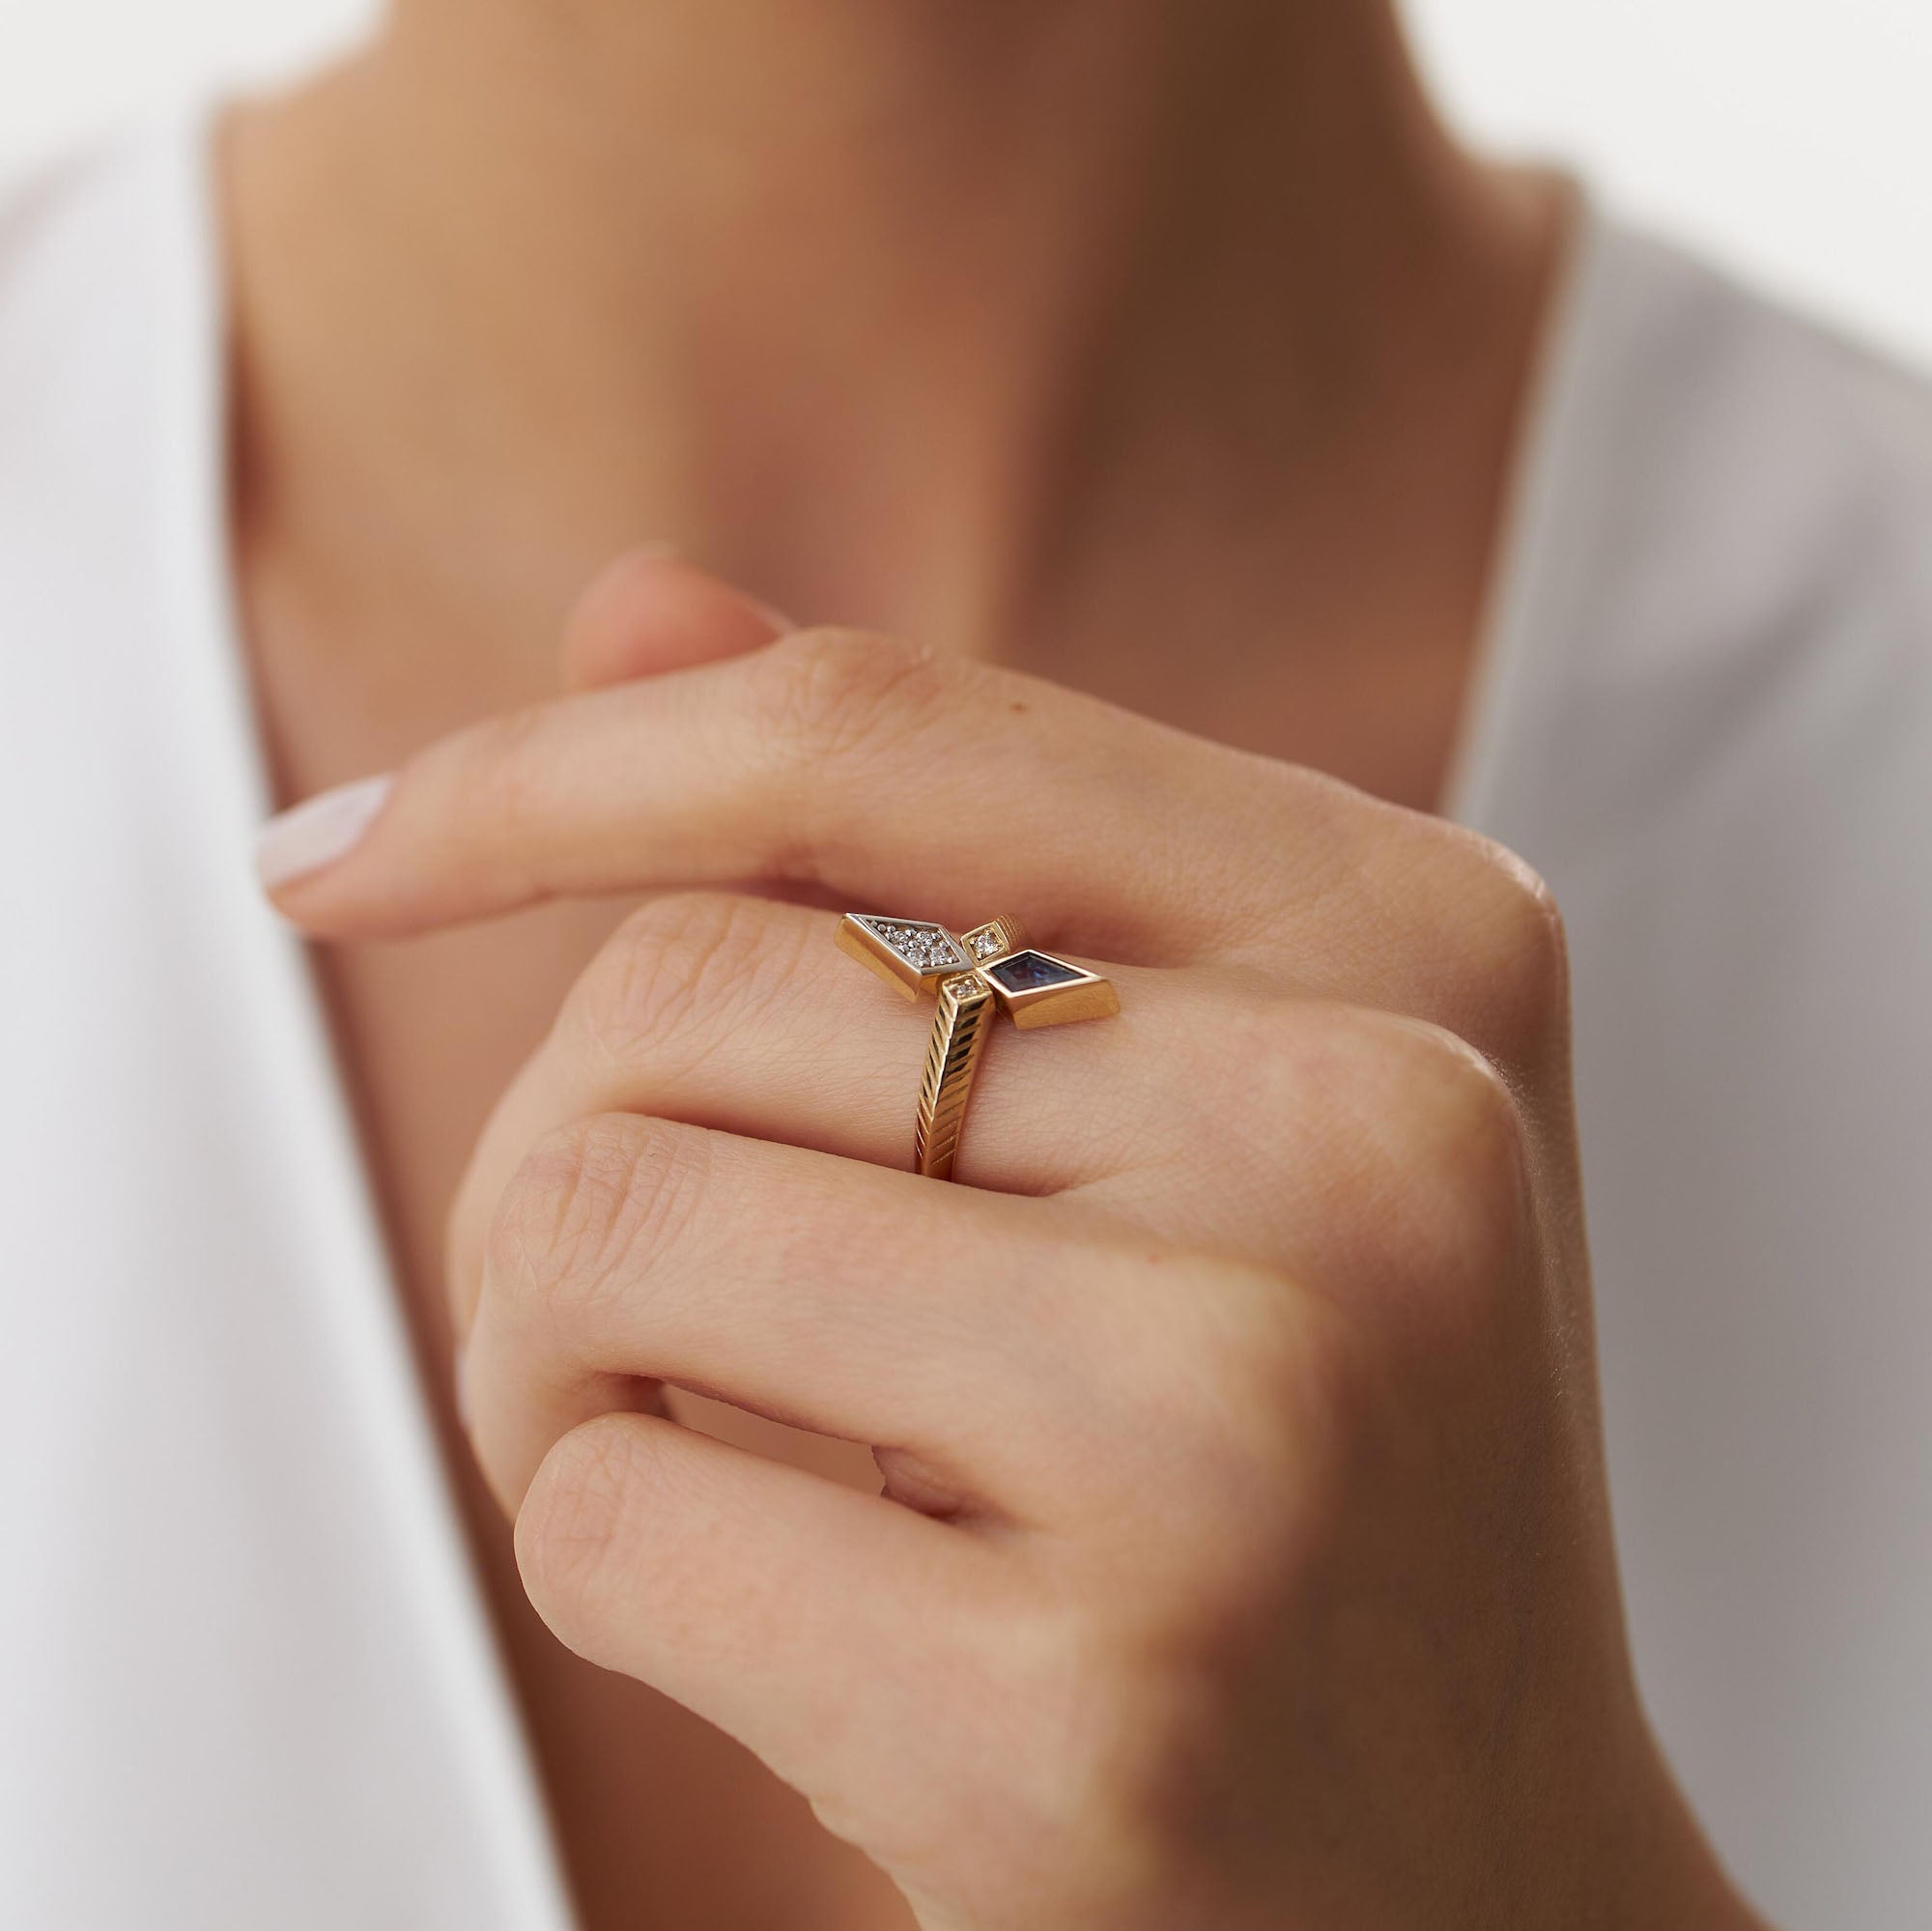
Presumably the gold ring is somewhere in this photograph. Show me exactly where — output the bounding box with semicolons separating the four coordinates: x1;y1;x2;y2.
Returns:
836;913;1122;1179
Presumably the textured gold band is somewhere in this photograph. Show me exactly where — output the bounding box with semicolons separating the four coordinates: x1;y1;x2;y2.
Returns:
914;973;997;1179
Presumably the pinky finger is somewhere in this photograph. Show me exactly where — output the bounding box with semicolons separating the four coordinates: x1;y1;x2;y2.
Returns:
516;1409;1006;1837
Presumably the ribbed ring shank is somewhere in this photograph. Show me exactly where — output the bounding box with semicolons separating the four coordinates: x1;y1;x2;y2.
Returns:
915;972;997;1179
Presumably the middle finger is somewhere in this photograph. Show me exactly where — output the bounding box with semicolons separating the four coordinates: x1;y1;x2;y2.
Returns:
448;891;1271;1335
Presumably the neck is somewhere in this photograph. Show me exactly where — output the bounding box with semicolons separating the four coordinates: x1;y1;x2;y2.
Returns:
226;0;1560;795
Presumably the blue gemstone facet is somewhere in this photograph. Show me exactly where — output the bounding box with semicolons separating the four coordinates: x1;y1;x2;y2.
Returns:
987;950;1083;994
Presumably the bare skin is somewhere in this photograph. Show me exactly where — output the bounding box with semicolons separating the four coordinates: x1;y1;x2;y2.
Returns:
261;578;1772;1930
225;2;1566;1923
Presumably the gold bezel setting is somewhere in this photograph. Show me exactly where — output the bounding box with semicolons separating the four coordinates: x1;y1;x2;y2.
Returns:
957;916;1030;966
836;914;976;1000
979;949;1122;1030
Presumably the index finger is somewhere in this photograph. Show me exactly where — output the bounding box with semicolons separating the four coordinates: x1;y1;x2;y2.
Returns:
259;626;1308;960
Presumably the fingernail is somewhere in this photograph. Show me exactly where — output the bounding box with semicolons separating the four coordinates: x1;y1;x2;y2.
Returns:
255;773;394;890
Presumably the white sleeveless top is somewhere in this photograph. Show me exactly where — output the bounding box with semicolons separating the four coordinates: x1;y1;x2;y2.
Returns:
3;112;1929;1930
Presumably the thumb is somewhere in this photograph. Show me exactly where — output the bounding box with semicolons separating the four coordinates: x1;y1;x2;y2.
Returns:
562;547;793;693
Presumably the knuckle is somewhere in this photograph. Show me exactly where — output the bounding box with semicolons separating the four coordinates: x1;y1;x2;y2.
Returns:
1013;1615;1170;1881
1201;1278;1348;1483
748;625;949;770
1115;1256;1321;1516
1448;837;1572;1052
1205;1001;1536;1333
1377;1016;1531;1302
572;892;805;1069
486;1114;707;1328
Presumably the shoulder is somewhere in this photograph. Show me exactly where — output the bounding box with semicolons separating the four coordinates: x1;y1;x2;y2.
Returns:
1481;220;1932;1931
1573;219;1932;653
1465;208;1932;856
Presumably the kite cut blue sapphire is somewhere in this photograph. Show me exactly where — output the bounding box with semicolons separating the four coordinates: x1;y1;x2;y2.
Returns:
987;950;1084;994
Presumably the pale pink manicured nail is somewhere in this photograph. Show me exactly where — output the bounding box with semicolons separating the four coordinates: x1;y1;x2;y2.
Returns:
254;773;394;890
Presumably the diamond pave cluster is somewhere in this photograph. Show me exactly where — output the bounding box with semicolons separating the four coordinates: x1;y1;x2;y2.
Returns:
861;918;968;973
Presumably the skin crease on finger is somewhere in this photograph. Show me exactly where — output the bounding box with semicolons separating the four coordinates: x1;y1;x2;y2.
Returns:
222;3;1769;1930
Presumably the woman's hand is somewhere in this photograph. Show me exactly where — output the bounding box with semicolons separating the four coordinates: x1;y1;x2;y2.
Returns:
266;562;1757;1931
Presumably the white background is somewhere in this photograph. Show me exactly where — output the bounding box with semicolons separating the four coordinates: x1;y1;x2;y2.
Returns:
0;0;1928;370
